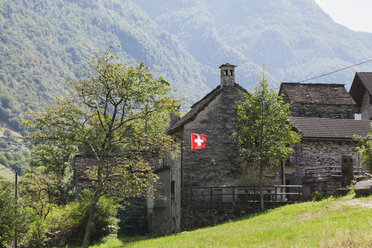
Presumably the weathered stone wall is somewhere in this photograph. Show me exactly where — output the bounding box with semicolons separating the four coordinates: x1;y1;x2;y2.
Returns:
360;91;372;120
290;103;354;119
149;153;181;234
181;202;287;230
286;140;361;194
148;169;171;234
181;85;281;188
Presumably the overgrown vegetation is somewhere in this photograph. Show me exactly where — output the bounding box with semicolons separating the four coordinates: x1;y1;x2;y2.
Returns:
22;50;179;247
354;129;372;173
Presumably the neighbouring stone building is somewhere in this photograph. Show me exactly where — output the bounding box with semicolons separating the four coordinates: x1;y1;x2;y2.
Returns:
349;72;372;120
279;83;355;119
280;81;371;196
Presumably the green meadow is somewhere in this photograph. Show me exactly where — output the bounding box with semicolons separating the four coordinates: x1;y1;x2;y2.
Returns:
59;193;372;248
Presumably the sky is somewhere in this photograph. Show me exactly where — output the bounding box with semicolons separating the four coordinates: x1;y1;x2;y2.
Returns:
315;0;372;33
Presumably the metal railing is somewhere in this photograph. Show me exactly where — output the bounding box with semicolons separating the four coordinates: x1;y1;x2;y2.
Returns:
181;185;303;205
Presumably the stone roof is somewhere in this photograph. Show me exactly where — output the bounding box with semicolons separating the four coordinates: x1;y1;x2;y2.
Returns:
290;117;371;141
74;153;157;181
167;83;247;134
279;83;355;105
349;72;372;106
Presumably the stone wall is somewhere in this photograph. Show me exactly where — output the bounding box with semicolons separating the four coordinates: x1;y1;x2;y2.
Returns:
360;91;372;120
286;140;361;195
148;169;171;234
181;202;287;230
149;153;181;234
290;103;354;119
181;85;281;188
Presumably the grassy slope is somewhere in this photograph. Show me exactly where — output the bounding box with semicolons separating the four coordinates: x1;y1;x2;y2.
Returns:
0;164;14;182
60;194;372;248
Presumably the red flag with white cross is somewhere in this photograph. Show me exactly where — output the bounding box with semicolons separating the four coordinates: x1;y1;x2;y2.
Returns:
191;133;207;150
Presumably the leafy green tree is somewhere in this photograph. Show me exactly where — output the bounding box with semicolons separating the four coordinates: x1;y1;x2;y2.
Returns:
26;49;180;248
0;177;31;247
354;130;372;173
235;74;301;211
0;177;16;247
20;167;59;219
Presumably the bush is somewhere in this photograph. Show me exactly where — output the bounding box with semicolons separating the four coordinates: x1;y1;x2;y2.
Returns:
22;219;48;248
118;199;148;236
47;190;118;245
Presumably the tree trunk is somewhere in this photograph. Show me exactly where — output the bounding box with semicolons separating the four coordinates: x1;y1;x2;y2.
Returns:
82;195;99;248
259;165;264;211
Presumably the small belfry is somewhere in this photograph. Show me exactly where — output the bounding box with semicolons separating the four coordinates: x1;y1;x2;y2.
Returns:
219;63;236;87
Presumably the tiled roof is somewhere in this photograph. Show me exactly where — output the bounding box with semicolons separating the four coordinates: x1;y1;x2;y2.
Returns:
167;83;247;134
290;117;371;140
349;72;372;106
279;83;355;105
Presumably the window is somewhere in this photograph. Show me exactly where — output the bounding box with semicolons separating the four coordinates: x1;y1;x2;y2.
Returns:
171;180;175;195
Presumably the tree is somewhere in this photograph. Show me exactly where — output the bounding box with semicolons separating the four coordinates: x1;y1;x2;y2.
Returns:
0;177;16;247
0;177;31;247
354;130;372;173
235;74;301;211
25;49;180;247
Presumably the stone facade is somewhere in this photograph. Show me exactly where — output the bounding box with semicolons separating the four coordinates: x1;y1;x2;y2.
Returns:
290;103;354;119
181;202;287;230
286;140;361;195
181;85;281;188
148;153;181;234
360;91;372;120
150;65;282;234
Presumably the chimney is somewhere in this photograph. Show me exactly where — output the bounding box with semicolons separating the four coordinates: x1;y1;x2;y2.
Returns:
219;63;236;87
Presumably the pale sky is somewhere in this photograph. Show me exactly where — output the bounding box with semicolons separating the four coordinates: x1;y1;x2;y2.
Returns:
315;0;372;33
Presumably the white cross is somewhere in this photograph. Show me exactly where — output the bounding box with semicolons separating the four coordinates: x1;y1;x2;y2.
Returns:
194;135;204;146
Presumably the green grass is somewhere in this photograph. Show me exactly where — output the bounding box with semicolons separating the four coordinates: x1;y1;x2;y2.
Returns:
58;194;372;248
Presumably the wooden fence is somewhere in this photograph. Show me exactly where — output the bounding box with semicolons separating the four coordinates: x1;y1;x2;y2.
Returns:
304;166;366;183
181;185;303;206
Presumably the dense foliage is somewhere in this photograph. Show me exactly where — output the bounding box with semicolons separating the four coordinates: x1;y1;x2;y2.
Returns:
0;177;16;247
354;130;372;173
25;50;179;247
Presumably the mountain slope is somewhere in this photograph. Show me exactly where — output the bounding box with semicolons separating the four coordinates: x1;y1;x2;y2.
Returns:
0;0;209;130
135;0;372;89
1;0;372;131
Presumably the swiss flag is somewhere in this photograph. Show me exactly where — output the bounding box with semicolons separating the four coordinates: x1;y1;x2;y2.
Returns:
191;133;207;150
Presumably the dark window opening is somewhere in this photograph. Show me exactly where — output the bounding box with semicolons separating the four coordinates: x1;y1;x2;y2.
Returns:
171;180;175;195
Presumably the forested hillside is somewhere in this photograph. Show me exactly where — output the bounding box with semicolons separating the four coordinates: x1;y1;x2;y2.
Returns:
0;0;209;131
1;0;372;132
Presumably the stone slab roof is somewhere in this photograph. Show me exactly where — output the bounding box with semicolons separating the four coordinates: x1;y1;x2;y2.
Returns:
74;153;157;181
290;117;371;141
167;83;247;134
279;83;355;105
349;72;372;106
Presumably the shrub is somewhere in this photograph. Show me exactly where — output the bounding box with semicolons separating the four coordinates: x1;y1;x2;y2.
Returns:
22;219;48;248
118;199;148;236
47;190;118;245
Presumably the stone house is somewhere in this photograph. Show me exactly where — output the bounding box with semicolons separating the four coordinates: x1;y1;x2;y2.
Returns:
148;64;284;234
349;72;372;120
279;82;371;196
